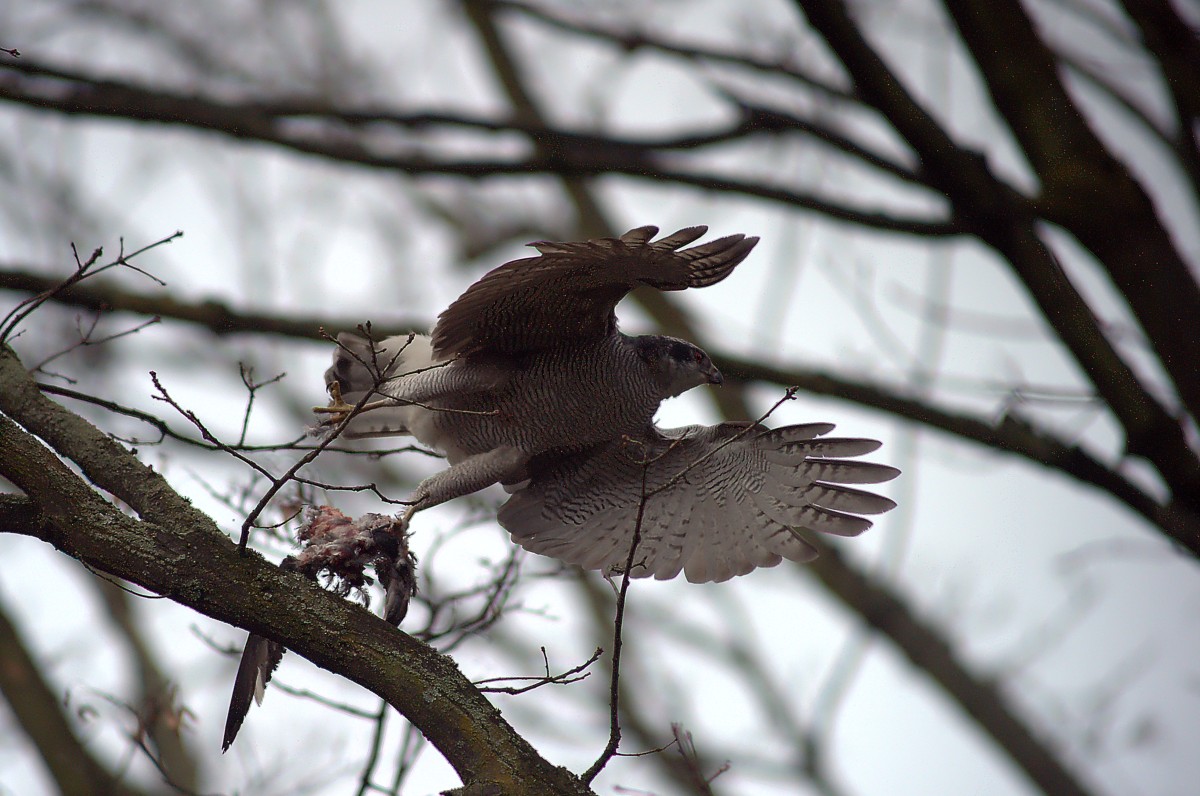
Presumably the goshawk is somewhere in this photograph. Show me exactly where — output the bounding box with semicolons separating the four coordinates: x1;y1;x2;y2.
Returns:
322;225;899;583
222;225;899;751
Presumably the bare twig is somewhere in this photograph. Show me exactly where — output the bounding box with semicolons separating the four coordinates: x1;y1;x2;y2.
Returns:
0;265;422;341
28;314;161;380
671;724;730;796
642;387;799;501
150;371;278;484
38;381;435;458
356;700;391;796
149;345;408;550
0;59;958;236
476;647;602;695
0;231;180;342
236;364;285;446
419;549;523;650
581;461;650;784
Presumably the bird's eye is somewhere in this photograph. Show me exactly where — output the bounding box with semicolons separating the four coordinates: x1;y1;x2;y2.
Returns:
693;350;704;364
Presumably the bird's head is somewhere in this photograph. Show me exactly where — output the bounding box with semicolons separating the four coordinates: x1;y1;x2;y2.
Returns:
634;335;723;398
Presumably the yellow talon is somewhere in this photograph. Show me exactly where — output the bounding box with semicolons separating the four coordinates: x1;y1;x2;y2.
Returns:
313;382;354;424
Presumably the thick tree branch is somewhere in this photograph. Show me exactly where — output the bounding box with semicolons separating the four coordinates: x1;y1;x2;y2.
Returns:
804;542;1098;796
1117;0;1200;193
945;0;1200;427
795;0;1200;513
0;348;591;796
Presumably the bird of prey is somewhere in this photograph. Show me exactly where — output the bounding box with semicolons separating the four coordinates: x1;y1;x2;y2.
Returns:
320;225;899;583
223;225;899;751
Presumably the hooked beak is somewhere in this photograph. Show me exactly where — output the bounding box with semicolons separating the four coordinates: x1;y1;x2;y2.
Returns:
707;366;724;386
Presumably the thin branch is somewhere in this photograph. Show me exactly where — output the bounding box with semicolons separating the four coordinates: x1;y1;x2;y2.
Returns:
670;724;730;796
37;381;434;458
0;265;422;341
0;244;103;342
581;461;650;785
150;371;279;484
0;58;958;236
475;647;602;695
268;681;381;720
490;0;855;104
148;363;405;550
236;364;285;446
713;95;924;187
716;351;1199;552
642;387;799;501
0;231;181;342
419;548;524;651
27;313;161;381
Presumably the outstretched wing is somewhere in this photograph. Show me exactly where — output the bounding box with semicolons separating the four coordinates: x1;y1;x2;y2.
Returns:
499;423;900;584
431;225;758;359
